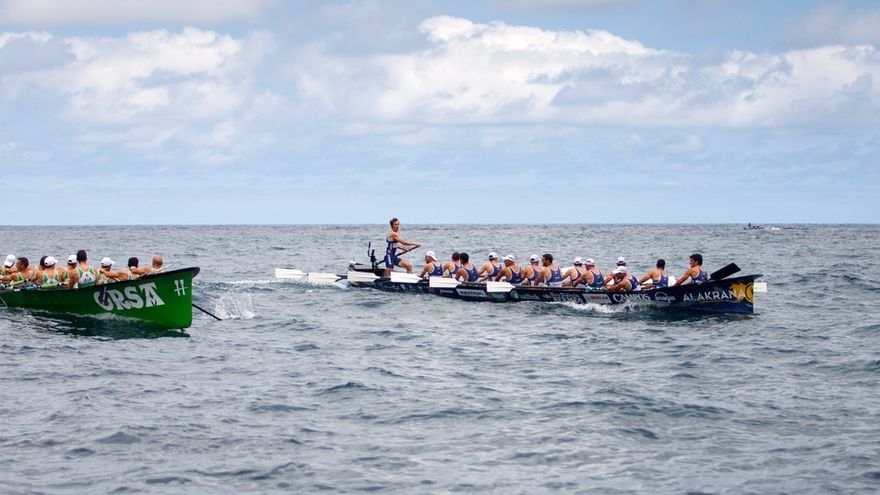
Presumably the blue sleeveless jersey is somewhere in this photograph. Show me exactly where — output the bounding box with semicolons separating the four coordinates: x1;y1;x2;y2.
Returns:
446;262;460;277
428;262;443;277
547;267;563;287
693;267;708;284
654;271;668;288
488;263;501;279
528;265;541;283
588;268;604;288
508;267;523;284
463;264;479;282
384;238;400;267
627;274;640;291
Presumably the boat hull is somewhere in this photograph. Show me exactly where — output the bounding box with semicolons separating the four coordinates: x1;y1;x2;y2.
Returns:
0;267;199;329
349;271;761;314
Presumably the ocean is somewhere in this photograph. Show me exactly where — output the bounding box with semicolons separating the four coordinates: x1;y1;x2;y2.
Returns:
1;224;879;494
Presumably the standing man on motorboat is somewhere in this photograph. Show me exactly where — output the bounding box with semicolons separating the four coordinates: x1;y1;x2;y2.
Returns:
384;217;421;276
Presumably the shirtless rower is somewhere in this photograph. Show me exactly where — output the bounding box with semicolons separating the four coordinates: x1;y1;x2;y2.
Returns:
383;218;421;276
478;252;503;282
455;252;480;283
574;258;605;289
522;254;542;285
68;250;99;288
562;257;587;287
418;251;444;278
3;257;36;286
495;255;523;284
535;254;564;287
442;252;461;278
608;266;639;292
639;259;669;289
674;253;709;286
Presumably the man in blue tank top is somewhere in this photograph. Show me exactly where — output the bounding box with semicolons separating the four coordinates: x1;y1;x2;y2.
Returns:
608;266;639;291
574;258;605;288
442;252;461;278
418;251;444;278
535;253;564;287
495;254;523;284
384;217;421;276
478;252;502;282
638;259;669;289
675;253;709;286
562;257;586;287
521;254;541;284
454;252;480;283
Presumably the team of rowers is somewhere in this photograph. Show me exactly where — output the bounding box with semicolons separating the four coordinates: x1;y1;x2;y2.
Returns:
0;250;165;290
384;218;709;291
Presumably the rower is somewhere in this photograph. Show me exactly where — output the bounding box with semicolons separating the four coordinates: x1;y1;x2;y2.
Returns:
639;259;669;289
521;254;542;285
65;255;77;283
495;254;523;284
442;252;461;278
3;257;36;286
478;252;502;282
608;266;639;292
562;257;586;287
574;258;605;289
2;254;17;279
535;253;564;287
674;253;708;286
604;256;628;285
99;257;130;283
455;252;480;283
383;217;421;276
125;257;140;281
418;251;444;278
38;256;64;288
68;249;98;288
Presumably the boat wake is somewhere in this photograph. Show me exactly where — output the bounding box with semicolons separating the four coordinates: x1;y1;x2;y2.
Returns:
213;293;256;320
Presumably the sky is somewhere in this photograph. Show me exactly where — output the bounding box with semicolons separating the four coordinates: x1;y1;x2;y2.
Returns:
0;0;878;224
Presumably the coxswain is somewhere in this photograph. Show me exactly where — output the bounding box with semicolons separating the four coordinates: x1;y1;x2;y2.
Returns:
478;252;502;282
674;253;709;286
99;257;130;283
38;256;64;288
521;254;542;285
604;256;628;285
535;253;564;287
639;259;669;289
418;251;444;278
608;266;639;292
383;217;421;276
3;257;36;286
561;257;586;287
68;250;98;288
495;255;523;284
574;258;605;289
455;252;480;283
442;252;461;278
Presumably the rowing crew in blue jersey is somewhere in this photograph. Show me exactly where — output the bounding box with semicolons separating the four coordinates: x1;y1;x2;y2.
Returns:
454;253;480;283
608;266;640;291
384;217;421;276
478;252;503;282
495;255;522;284
674;253;709;286
638;259;669;289
418;251;444;278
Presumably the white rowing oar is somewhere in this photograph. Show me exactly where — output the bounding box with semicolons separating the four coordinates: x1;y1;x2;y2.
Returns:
486;281;516;293
273;268;382;284
429;277;460;289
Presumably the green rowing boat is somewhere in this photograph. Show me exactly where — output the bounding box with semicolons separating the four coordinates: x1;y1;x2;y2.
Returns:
0;267;200;329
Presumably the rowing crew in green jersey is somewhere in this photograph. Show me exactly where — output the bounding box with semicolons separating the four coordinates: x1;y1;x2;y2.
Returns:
36;256;66;288
2;257;36;286
67;250;99;288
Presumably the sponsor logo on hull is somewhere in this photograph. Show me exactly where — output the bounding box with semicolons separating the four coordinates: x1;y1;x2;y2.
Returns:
94;282;165;311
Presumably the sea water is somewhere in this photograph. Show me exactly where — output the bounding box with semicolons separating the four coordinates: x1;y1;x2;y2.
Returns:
1;224;878;493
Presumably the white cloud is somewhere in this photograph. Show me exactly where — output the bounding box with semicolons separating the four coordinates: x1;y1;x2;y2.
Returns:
788;4;880;46
294;15;880;128
492;0;636;10
0;0;274;26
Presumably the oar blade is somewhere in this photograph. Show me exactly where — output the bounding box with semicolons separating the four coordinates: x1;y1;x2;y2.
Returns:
429;276;460;289
390;272;422;284
307;272;341;284
710;263;741;281
753;281;768;293
275;268;307;279
486;281;515;293
347;271;379;283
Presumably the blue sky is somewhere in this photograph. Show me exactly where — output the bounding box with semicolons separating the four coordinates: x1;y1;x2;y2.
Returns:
1;0;877;224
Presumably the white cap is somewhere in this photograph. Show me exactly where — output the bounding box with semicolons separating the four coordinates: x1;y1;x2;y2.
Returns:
573;257;583;265
67;254;77;265
502;254;516;262
100;257;114;267
488;252;498;260
585;258;595;266
44;256;57;266
529;254;540;262
613;266;628;274
617;256;626;265
4;254;15;268
425;250;437;261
